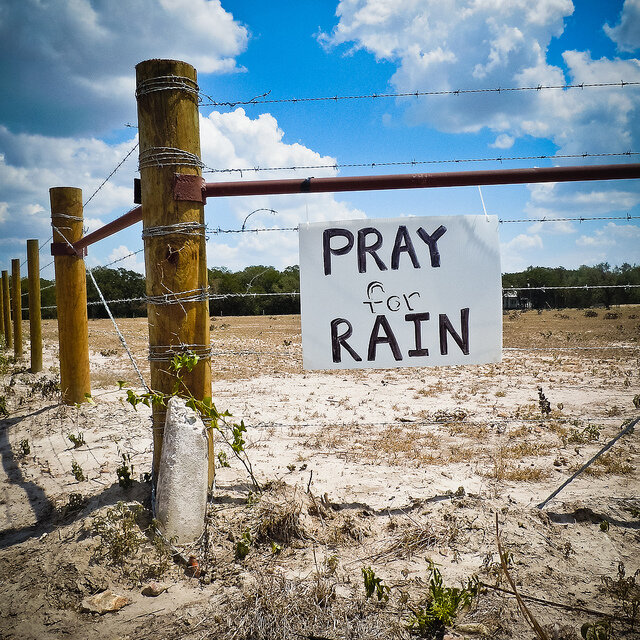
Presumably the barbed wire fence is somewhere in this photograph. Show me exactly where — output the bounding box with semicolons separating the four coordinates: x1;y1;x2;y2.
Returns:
3;76;639;518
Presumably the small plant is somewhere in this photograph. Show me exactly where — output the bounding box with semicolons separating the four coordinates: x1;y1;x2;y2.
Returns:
235;529;252;560
0;395;8;417
116;452;134;488
407;561;477;636
67;492;85;510
538;387;551;417
18;439;30;457
600;520;609;532
362;566;390;602
217;450;230;467
67;432;85;448
124;351;261;490
584;309;598;318
71;460;86;482
93;502;144;564
600;562;640;626
581;619;611;640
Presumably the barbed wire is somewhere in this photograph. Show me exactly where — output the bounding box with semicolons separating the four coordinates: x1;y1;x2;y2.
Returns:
83;143;139;209
36;281;640;311
504;284;640;291
208;213;639;235
203;151;640;174
200;80;640;108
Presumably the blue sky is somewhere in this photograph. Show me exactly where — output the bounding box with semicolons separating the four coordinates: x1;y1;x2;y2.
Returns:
0;0;639;280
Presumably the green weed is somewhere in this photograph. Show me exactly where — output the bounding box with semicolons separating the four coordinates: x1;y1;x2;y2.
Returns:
407;561;477;637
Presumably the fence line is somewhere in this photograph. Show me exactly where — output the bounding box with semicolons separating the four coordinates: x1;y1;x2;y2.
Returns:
200;80;640;108
204;151;640;175
31;282;640;313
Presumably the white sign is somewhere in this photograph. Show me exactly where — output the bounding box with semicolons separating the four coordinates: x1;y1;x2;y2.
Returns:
299;215;502;370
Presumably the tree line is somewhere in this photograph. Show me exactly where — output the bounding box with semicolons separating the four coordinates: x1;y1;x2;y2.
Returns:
27;262;640;319
502;263;640;309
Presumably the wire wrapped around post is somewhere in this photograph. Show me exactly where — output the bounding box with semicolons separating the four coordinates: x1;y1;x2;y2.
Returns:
136;59;213;488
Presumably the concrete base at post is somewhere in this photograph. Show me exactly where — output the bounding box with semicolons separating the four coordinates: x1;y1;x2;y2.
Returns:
155;396;208;544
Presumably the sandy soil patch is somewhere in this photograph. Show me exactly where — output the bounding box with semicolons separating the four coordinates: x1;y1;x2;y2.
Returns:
1;307;639;639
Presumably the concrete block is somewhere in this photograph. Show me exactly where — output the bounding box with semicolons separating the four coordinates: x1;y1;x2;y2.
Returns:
155;396;208;543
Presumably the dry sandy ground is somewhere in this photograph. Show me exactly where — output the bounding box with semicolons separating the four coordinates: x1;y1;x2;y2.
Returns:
0;307;638;639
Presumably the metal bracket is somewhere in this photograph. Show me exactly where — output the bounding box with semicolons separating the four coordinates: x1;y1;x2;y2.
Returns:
51;243;87;257
173;173;206;203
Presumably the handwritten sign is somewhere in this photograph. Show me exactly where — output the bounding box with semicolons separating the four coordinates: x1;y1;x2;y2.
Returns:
299;215;502;370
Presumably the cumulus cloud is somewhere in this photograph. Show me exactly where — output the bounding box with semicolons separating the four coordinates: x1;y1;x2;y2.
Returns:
605;0;640;53
0;0;248;135
321;1;640;156
0;126;138;249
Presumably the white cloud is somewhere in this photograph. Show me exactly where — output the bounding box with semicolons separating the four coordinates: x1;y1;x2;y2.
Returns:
199;109;366;268
490;133;515;149
605;0;640;53
500;231;543;271
321;1;640;159
0;126;139;251
576;221;640;250
525;181;640;219
504;232;543;251
0;0;248;135
107;245;145;274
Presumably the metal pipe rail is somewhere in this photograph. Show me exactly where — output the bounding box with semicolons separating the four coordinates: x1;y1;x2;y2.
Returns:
52;163;640;256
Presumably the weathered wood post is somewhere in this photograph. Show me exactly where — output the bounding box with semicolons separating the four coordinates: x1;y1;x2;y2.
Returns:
135;59;213;485
27;239;43;373
0;273;4;346
11;259;22;359
50;187;91;404
1;271;11;349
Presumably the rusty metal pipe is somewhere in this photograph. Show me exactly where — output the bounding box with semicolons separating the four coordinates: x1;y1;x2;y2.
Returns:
203;163;640;198
62;163;639;254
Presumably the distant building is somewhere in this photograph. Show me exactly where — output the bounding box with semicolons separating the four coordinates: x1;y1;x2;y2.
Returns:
502;290;532;310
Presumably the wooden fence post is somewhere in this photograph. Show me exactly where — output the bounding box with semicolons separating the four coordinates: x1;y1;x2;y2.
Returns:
136;59;213;486
0;274;4;346
50;187;91;404
1;271;11;349
11;259;22;359
27;239;43;373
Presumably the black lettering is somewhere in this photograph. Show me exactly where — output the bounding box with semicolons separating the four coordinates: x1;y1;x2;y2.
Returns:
323;228;354;275
367;315;402;361
391;225;420;269
405;312;430;357
357;227;387;273
439;308;469;355
330;318;362;363
416;224;447;267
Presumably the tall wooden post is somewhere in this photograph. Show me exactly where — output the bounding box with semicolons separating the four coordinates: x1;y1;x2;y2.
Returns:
0;274;4;346
27;240;42;373
50;187;91;404
11;260;22;359
1;272;11;349
136;59;212;485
